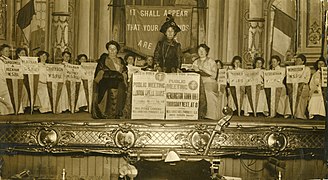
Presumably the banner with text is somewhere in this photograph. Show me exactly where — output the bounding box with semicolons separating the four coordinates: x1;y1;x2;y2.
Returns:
132;72;166;119
81;62;97;80
264;69;285;88
4;60;23;79
244;69;261;86
125;6;192;56
228;69;245;86
165;73;199;120
20;57;39;74
286;65;305;84
322;67;327;87
65;63;81;82
46;64;64;82
217;69;227;85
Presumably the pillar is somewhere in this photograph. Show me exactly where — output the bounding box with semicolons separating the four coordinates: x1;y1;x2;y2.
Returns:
77;0;90;57
97;0;111;57
52;0;69;62
222;0;240;64
206;0;220;60
248;0;264;65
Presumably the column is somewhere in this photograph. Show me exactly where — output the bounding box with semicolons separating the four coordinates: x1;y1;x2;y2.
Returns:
77;0;90;56
206;0;220;59
97;0;111;57
52;0;69;63
248;0;264;63
222;0;240;64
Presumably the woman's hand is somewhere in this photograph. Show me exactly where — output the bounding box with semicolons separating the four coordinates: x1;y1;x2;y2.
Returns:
94;70;104;83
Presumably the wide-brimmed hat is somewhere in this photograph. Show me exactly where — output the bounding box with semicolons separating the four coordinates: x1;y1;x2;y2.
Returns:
160;14;181;34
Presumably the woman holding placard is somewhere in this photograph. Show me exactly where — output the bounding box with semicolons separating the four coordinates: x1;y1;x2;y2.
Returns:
92;40;128;119
35;50;51;113
0;44;14;115
308;58;326;119
192;44;218;120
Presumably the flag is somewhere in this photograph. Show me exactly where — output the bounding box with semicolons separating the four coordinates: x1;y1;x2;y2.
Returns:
17;0;35;29
272;8;296;61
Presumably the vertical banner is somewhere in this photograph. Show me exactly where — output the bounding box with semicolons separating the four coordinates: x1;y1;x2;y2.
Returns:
322;67;327;87
65;63;82;113
4;60;24;115
81;62;97;112
21;57;40;113
125;6;192;56
46;64;64;113
217;69;228;118
131;72;166;119
228;69;245;116
165;73;200;120
286;65;305;114
244;69;261;116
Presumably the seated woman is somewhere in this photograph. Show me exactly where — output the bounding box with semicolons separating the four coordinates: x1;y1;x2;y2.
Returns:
192;44;218;120
141;56;155;71
92;40;128;119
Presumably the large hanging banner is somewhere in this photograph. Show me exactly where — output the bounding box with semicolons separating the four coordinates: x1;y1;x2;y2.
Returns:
131;71;166;119
21;57;40;113
81;62;97;112
46;64;64;113
4;59;24;115
322;67;327;87
165;73;200;120
125;6;192;56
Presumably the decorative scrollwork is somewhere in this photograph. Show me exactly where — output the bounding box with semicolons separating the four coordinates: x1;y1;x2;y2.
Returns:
175;133;192;148
99;131;115;147
308;21;321;45
266;132;287;152
58;131;75;146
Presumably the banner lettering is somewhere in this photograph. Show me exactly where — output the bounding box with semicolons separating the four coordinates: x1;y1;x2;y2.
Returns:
65;63;81;82
46;64;64;82
4;60;23;79
228;69;245;86
20;57;39;74
264;69;285;88
286;65;305;83
125;6;192;56
217;69;227;85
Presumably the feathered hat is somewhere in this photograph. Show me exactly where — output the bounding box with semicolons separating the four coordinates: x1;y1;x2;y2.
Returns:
159;14;181;34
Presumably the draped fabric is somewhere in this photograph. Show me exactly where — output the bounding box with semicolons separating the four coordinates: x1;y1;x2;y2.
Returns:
92;53;128;119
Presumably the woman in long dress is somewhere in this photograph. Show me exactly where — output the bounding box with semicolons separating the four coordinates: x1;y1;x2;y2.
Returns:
308;58;326;119
192;44;218;120
92;40;128;119
0;44;14;115
35;51;51;113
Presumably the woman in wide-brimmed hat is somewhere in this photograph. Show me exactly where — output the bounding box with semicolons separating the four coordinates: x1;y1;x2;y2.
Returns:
153;14;182;73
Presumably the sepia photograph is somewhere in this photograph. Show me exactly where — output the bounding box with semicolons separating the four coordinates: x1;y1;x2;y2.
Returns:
0;0;327;179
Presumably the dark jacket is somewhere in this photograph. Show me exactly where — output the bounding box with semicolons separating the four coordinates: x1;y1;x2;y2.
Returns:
154;39;182;73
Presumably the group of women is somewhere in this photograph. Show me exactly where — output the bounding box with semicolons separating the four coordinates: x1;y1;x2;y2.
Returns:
0;14;326;120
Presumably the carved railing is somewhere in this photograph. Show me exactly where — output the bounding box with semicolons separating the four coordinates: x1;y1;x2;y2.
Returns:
0;113;324;159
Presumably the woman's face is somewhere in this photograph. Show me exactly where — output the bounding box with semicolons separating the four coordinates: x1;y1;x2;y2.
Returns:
271;58;279;69
1;47;10;57
255;60;263;69
197;47;207;59
146;56;154;66
294;57;304;65
127;56;134;65
39;53;47;63
165;27;175;40
63;53;71;63
233;60;241;69
318;61;326;69
107;44;118;57
18;50;27;57
79;56;87;63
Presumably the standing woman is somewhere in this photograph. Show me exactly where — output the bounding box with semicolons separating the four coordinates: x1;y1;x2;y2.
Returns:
92;40;128;119
308;58;327;119
154;14;182;73
35;50;51;113
0;44;14;115
293;54;311;119
192;44;218;120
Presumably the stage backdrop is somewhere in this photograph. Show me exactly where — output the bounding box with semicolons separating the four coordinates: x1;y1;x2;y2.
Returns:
125;6;192;56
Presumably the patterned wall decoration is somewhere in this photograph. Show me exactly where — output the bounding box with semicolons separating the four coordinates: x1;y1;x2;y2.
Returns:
307;0;322;47
0;0;6;40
